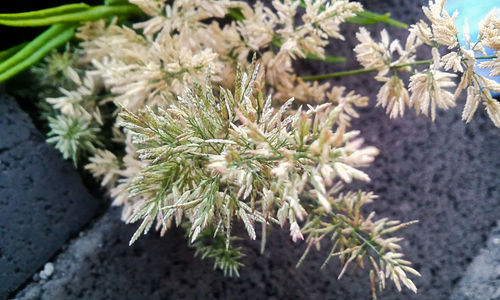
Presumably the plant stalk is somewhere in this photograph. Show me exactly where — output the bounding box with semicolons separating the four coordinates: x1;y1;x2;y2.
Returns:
300;55;498;81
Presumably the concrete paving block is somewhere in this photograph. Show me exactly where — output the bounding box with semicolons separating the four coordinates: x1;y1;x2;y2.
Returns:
452;224;500;300
0;94;102;299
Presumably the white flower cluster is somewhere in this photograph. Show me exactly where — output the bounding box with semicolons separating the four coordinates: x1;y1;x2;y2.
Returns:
118;65;419;292
65;0;368;219
35;0;428;295
75;0;362;112
354;0;500;126
43;59;105;164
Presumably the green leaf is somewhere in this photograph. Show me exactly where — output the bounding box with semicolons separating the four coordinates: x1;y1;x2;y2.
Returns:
226;7;244;22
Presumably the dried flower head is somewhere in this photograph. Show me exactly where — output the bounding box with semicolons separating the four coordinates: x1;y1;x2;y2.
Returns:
408;69;457;121
375;75;411;119
421;0;459;48
352;0;500;128
116;64;418;292
46;114;101;165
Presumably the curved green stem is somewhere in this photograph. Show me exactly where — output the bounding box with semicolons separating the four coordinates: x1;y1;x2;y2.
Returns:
0;24;69;74
0;4;142;27
301;55;498;81
0;25;76;82
0;3;90;19
0;42;28;61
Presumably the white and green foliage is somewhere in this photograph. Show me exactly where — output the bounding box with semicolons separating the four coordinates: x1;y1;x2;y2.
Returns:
119;64;419;292
186;223;245;277
353;1;500;126
31;46;81;92
298;191;420;293
41;49;110;166
47;113;101;165
8;0;499;296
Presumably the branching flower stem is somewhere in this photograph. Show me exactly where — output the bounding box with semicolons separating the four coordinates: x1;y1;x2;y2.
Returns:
330;212;400;267
300;55;497;81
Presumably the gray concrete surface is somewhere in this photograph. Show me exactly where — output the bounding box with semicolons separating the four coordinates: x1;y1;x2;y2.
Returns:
452;223;500;300
0;95;102;299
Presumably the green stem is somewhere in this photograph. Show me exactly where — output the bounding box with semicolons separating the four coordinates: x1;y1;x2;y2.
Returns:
348;11;408;29
0;3;90;19
0;24;68;74
475;55;497;60
271;37;345;63
301;68;375;81
0;42;28;61
0;24;76;82
0;5;142;27
306;53;346;63
301;55;498;81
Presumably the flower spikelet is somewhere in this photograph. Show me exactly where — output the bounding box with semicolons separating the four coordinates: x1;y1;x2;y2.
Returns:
421;0;459;48
376;75;411;119
408;69;457;121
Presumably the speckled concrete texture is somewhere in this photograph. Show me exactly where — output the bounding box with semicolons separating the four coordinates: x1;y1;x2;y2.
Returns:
8;0;500;299
452;223;500;300
0;95;102;299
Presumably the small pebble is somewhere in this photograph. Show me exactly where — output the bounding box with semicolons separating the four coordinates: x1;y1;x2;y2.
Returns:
493;237;500;245
39;262;54;280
